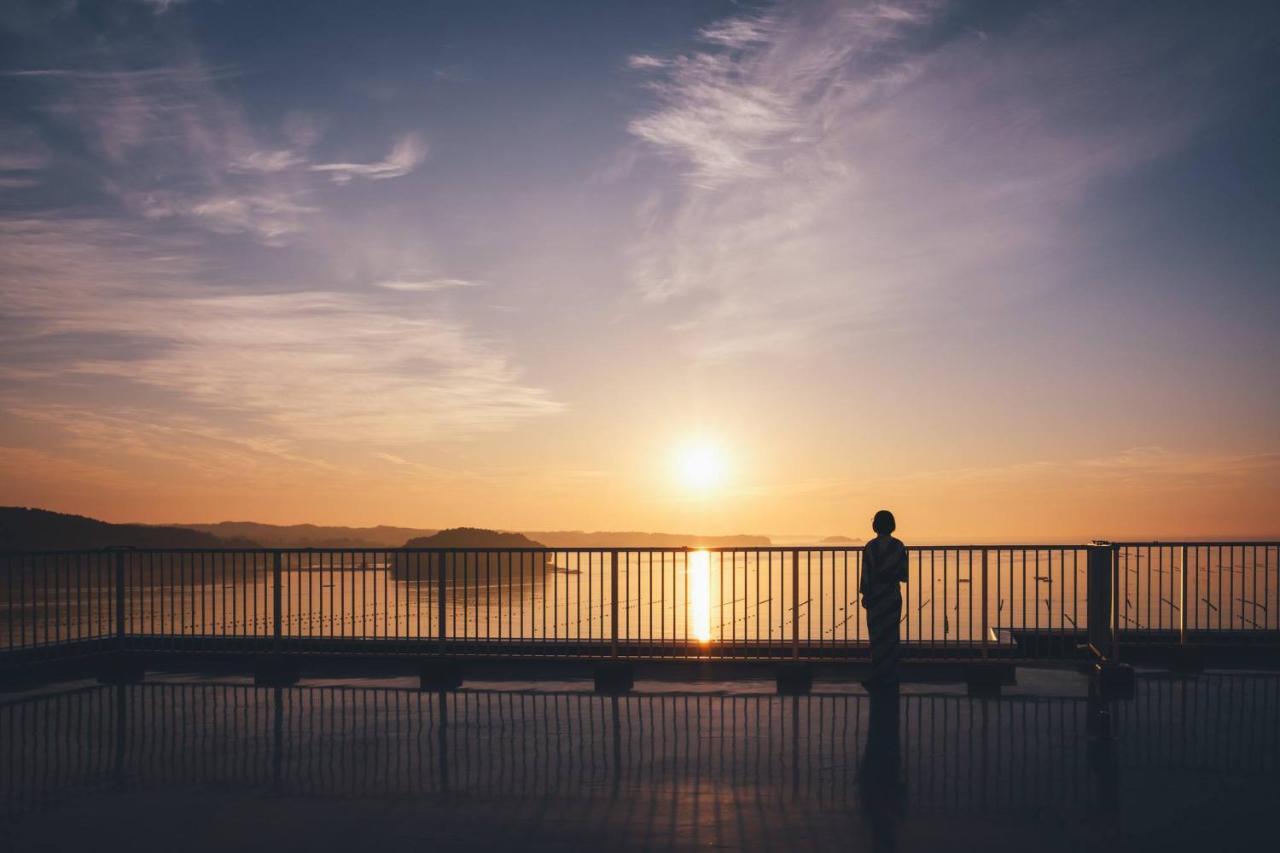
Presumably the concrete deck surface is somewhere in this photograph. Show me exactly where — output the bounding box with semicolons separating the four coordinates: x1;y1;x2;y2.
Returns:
2;668;1276;852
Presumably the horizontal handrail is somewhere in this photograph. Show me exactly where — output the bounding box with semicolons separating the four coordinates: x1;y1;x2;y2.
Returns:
4;541;1274;556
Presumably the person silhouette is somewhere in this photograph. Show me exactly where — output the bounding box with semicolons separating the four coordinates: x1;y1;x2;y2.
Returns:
860;510;908;688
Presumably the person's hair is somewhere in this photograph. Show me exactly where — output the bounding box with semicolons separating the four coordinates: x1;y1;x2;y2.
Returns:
872;509;896;535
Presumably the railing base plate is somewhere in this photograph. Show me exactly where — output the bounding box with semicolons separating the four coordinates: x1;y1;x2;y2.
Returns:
593;662;634;694
420;660;463;691
776;663;812;695
1169;646;1204;674
254;656;301;687
965;662;1009;697
96;653;145;685
1091;662;1135;700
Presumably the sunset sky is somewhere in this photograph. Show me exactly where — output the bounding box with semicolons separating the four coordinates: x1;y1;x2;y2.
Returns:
1;0;1278;540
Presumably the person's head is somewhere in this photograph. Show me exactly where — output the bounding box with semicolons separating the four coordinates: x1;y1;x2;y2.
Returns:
871;510;896;536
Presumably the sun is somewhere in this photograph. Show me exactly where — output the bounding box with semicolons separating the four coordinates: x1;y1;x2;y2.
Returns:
676;440;727;492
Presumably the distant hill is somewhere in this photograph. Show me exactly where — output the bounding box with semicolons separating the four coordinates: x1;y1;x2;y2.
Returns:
526;531;771;548
402;528;546;549
0;507;259;550
393;528;547;579
820;535;863;545
181;521;437;548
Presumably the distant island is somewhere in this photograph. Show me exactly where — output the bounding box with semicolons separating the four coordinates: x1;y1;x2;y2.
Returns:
820;535;863;545
0;507;259;550
402;528;546;550
392;528;548;579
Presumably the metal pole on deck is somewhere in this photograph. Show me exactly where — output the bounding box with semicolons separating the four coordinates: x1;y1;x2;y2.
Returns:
437;552;447;655
791;550;799;660
1110;545;1120;663
272;551;282;654
1179;545;1188;646
981;548;989;659
610;551;619;659
115;550;126;649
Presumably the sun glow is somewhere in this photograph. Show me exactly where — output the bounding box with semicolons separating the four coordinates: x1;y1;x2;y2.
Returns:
676;440;727;492
689;550;712;643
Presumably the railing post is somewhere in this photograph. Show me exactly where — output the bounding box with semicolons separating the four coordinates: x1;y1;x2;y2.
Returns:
1179;545;1188;645
981;548;989;659
1110;544;1120;663
272;551;283;654
115;550;126;649
610;550;619;659
437;552;447;654
791;549;799;660
1085;541;1115;662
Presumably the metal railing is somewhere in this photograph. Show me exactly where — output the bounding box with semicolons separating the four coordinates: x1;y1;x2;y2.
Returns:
2;544;1276;663
1113;542;1279;642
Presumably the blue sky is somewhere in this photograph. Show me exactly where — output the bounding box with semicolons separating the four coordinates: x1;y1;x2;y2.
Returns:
1;0;1278;537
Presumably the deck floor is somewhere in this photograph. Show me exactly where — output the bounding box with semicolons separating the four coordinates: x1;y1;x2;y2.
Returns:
2;669;1277;852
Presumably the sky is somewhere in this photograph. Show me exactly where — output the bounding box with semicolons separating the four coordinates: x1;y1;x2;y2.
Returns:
1;0;1278;540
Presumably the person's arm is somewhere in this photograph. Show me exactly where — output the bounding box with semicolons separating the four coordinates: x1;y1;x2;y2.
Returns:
895;542;908;583
859;546;872;597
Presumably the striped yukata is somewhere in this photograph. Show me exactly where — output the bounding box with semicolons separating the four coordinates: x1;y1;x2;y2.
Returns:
861;536;908;685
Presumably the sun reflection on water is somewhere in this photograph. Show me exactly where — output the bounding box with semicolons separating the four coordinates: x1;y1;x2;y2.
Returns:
690;550;712;643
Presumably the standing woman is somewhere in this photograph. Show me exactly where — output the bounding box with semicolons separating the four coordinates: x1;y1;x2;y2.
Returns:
861;510;908;687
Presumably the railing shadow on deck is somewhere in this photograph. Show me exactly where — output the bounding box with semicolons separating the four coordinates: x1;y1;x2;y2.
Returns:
3;674;1277;819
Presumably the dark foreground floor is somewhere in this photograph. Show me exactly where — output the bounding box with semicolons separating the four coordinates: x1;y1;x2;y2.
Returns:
2;669;1277;852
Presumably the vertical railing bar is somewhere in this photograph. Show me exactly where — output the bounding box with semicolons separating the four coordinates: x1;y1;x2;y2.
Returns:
791;549;799;660
1020;548;1027;654
1223;540;1233;627
6;554;13;650
610;550;619;660
1110;543;1120;663
437;552;448;654
1179;544;1188;645
1217;544;1223;632
981;548;989;659
115;550;125;651
842;550;848;646
39;551;47;646
52;552;62;647
1254;543;1262;631
272;551;282;654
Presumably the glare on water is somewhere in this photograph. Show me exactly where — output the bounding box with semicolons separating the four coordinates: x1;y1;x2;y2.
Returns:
689;550;712;643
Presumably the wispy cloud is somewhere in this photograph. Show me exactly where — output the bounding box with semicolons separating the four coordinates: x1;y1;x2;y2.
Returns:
137;0;189;14
374;278;481;292
625;1;1239;357
0;217;561;447
310;133;427;184
229;148;306;174
187;194;319;241
7;49;422;244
